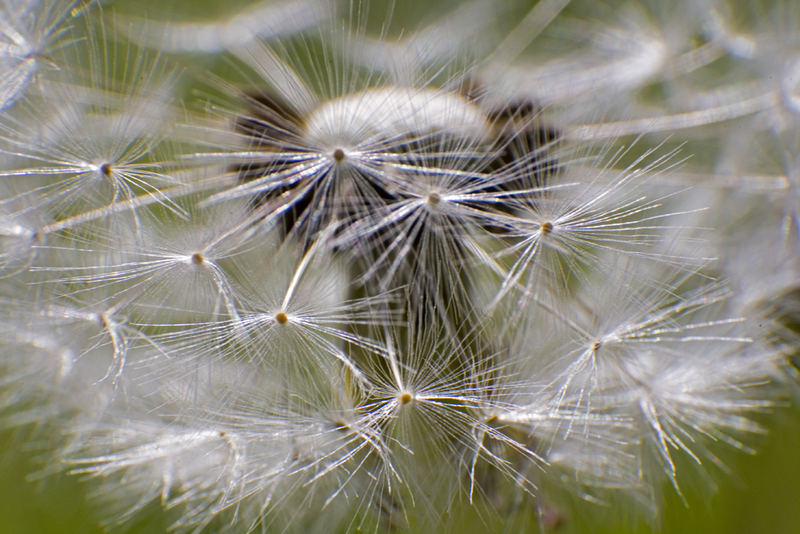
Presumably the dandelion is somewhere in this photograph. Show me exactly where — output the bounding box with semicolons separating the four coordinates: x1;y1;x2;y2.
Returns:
0;1;797;533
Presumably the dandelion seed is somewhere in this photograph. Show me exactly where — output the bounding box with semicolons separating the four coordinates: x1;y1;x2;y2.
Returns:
0;195;47;276
30;200;264;325
489;140;701;308
110;0;333;54
0;24;182;224
138;233;393;392
0;0;88;109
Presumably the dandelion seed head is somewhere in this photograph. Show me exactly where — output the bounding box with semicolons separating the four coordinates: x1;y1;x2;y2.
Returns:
0;0;797;531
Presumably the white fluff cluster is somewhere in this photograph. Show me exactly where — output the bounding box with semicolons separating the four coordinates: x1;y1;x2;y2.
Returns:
1;0;797;532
